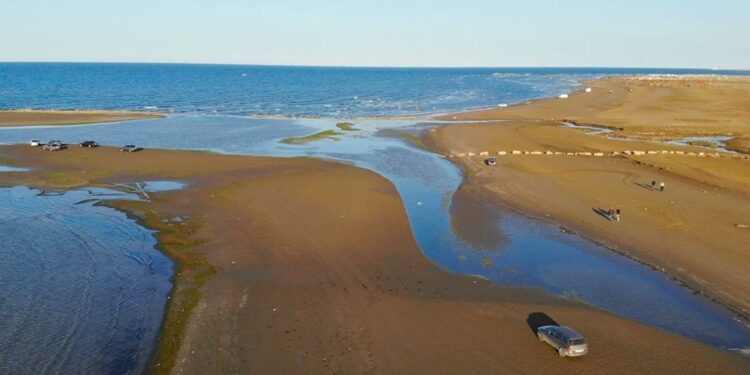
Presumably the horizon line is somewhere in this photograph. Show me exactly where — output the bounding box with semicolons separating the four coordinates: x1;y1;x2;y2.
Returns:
1;60;749;72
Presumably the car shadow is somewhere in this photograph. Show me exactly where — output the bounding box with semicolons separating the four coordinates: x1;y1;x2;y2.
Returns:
635;182;654;191
527;312;559;335
592;207;611;220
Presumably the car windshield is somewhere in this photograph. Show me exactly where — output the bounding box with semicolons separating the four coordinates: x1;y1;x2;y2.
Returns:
569;338;586;346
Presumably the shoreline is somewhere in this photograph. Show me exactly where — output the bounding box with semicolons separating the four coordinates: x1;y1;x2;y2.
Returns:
450;176;750;324
2;145;747;373
437;74;750;151
423;124;750;316
421;74;750;320
0;109;165;127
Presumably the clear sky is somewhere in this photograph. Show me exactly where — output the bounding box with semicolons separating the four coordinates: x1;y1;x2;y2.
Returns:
1;0;748;68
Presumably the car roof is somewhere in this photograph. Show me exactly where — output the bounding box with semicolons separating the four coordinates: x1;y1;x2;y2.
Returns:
540;325;584;339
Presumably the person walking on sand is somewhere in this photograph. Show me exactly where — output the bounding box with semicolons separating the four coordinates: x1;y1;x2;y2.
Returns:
615;208;621;222
660;182;665;192
651;180;656;190
608;207;615;221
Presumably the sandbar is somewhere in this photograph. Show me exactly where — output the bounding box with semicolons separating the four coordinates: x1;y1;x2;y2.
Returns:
0;110;164;127
1;145;747;373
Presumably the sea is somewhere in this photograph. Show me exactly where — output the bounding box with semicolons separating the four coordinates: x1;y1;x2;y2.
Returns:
1;63;748;117
1;63;749;374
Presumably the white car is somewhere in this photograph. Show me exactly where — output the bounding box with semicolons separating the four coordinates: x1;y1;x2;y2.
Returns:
30;140;41;147
119;145;143;152
42;140;65;151
537;325;588;357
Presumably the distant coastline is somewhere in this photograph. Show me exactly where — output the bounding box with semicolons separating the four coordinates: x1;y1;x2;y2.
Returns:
0;109;165;127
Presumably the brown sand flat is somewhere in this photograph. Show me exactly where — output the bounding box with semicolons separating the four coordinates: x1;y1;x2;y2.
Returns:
0;110;164;127
441;75;750;144
726;137;750;154
426;122;750;316
1;145;748;374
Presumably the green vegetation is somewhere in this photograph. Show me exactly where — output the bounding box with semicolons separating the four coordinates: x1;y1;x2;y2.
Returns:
335;122;359;131
280;129;341;145
109;200;214;375
20;166;214;375
0;155;16;165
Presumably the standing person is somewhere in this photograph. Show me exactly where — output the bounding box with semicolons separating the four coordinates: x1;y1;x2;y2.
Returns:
608;207;615;221
651;180;656;190
615;208;621;222
660;182;665;192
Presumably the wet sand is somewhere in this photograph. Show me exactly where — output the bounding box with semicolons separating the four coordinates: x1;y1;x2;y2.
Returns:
0;110;164;127
1;145;748;374
425;80;750;318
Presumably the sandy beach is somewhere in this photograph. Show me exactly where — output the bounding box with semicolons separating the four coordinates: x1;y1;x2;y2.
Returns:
0;110;164;127
442;75;750;144
425;75;750;318
1;144;747;374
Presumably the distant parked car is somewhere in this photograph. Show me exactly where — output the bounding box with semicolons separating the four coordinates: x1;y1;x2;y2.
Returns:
43;140;66;151
537;325;588;357
30;140;41;147
119;145;143;152
79;140;99;148
485;157;497;166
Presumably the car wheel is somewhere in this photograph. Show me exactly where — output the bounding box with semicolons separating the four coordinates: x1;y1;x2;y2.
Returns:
558;347;566;357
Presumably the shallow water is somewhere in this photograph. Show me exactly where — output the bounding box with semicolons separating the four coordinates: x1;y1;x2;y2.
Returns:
1;115;749;361
0;186;174;374
0;165;27;172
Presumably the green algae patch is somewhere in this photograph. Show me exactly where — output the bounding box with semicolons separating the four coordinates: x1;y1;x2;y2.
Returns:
335;122;359;131
108;199;215;375
281;130;341;145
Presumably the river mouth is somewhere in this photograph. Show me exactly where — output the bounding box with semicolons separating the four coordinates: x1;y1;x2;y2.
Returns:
1;114;749;362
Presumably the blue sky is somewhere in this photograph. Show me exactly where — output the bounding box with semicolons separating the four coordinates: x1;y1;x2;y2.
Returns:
1;0;748;68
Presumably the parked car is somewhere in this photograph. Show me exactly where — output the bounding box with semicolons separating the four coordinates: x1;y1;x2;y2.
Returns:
30;140;41;147
79;140;99;148
486;157;497;166
537;325;588;357
42;140;66;151
119;145;143;152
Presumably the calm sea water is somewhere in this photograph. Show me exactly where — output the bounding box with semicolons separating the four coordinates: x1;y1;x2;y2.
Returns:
1;63;747;117
1;64;750;373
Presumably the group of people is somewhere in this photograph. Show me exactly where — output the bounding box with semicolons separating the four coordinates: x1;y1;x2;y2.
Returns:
605;179;667;222
651;179;666;192
602;179;668;223
607;207;621;222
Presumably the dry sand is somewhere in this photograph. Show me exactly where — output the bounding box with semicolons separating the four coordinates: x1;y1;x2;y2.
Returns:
1;145;747;374
442;75;750;144
0;110;164;127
